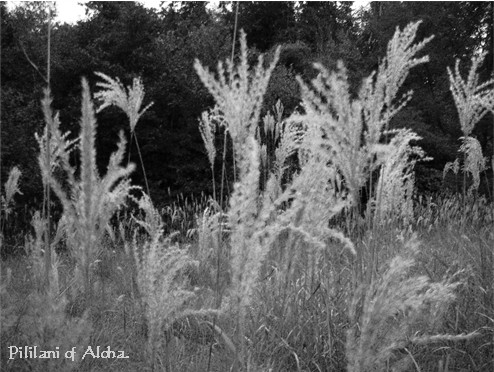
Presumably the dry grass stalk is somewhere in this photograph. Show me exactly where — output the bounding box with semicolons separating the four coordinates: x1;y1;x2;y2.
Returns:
293;21;432;221
37;79;135;299
1;167;23;233
130;194;220;370
445;52;494;196
94;72;154;196
346;236;463;372
195;29;280;172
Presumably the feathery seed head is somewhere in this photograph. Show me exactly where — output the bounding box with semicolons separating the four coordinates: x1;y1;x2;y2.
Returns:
94;72;154;132
447;52;494;136
347;235;461;371
4;166;22;205
36;79;136;296
294;21;431;208
1;167;23;219
198;106;220;170
195;30;280;164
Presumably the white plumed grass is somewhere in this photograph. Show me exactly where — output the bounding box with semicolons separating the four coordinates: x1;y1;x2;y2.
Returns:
0;167;22;225
38;79;135;300
195;30;280;172
94;72;154;196
2;19;492;372
445;52;494;196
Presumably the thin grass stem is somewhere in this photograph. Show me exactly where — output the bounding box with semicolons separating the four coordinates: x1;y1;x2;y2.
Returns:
43;4;52;289
134;135;150;197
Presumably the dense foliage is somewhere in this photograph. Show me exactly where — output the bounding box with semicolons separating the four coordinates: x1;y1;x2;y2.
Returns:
2;1;492;213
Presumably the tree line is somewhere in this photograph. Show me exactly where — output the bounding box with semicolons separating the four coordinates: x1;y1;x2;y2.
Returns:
1;1;493;212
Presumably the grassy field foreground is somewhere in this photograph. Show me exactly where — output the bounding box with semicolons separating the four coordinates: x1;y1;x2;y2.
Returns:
1;22;494;372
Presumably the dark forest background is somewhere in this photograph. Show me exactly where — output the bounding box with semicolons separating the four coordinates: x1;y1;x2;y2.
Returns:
1;1;493;212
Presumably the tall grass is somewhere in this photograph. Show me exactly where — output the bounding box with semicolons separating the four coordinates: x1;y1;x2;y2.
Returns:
1;213;92;372
37;80;135;301
198;107;219;200
444;52;494;197
195;31;282;367
190;21;477;370
94;72;154;197
346;235;476;372
2;19;493;372
130;194;201;371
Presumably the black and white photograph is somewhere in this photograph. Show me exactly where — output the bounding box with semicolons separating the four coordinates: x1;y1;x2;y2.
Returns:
1;1;493;371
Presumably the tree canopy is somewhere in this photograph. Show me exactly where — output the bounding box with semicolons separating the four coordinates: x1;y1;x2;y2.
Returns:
1;1;493;209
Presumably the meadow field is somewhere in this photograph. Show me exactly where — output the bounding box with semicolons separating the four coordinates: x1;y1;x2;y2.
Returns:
1;21;493;372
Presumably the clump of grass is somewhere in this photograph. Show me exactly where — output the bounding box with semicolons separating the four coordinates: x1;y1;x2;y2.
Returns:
195;29;351;369
195;28;355;370
346;235;475;372
195;31;281;366
195;29;280;177
1;212;91;372
291;21;432;284
374;129;428;226
161;192;212;237
444;52;494;196
37;79;135;301
130;194;220;371
294;21;432;223
36;88;81;285
188;200;227;291
415;192;494;231
447;52;494;138
192;22;433;369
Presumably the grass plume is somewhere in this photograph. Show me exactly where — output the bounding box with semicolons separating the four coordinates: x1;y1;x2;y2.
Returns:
445;52;494;196
94;72;154;196
38;79;135;299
